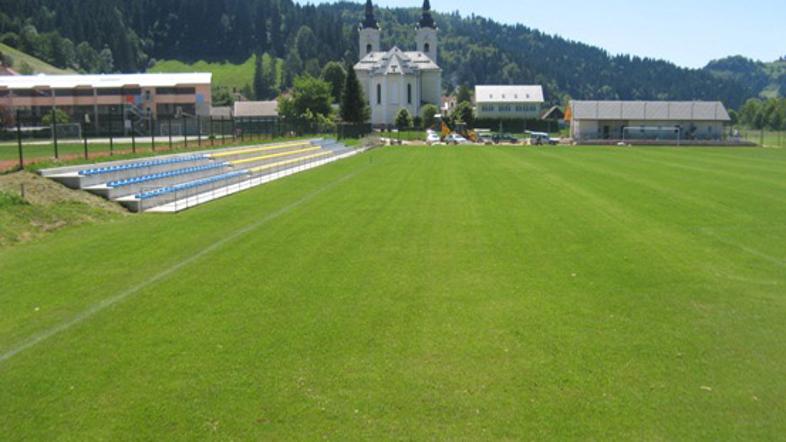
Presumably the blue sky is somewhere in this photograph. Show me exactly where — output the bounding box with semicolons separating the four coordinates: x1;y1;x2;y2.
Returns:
301;0;786;68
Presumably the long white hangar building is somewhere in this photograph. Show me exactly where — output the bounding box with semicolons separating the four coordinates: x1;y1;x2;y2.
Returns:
569;100;731;143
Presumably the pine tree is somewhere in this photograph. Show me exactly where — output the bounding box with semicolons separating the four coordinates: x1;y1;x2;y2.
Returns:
321;61;346;103
253;53;269;100
395;108;413;130
340;64;369;123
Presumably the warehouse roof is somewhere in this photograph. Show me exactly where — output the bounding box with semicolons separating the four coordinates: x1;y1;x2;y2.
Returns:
475;85;544;103
0;73;212;89
570;100;731;122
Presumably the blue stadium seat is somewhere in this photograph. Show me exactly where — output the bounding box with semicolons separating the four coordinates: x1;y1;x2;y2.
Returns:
107;163;228;188
136;170;249;200
78;155;208;176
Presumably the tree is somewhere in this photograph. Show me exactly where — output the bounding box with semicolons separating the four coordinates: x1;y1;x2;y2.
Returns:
282;49;303;88
739;99;763;127
253;53;273;100
768;100;784;131
456;85;472;105
97;47;114;73
321;62;346;103
340;65;370;123
41;108;71;126
421;104;439;129
395;109;413;130
278;75;333;121
294;26;318;62
0;50;13;67
304;58;321;77
212;86;234;107
451;101;475;128
727;109;738;127
76;42;98;72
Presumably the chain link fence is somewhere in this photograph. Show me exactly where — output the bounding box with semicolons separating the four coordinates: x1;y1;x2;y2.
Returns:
1;110;371;171
738;129;786;148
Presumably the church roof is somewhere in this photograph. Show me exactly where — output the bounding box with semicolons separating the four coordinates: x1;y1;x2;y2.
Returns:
354;47;440;74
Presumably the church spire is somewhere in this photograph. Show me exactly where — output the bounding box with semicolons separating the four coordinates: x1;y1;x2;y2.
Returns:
418;0;436;29
361;0;379;30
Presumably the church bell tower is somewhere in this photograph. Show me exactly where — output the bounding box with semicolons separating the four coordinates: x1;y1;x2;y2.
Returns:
359;0;381;58
416;0;438;63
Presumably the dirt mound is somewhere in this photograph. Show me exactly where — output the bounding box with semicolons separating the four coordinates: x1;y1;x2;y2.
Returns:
0;171;126;213
0;171;127;247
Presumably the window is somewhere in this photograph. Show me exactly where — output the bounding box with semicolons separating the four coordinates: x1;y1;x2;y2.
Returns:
122;88;142;96
407;84;412;104
154;87;194;95
72;89;94;97
499;104;512;112
376;84;382;105
480;104;494;112
424;43;430;53
10;89;37;97
97;88;123;96
366;44;373;54
0;90;8;97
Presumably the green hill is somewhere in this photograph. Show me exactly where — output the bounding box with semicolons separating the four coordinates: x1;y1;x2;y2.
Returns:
0;0;754;108
0;43;73;75
704;56;786;98
149;55;283;97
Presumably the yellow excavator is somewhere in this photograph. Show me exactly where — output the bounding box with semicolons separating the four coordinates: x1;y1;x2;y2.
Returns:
436;114;478;143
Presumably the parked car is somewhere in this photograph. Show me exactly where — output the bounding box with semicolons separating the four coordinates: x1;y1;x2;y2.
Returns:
477;134;494;145
426;132;441;145
492;133;519;144
527;131;558;145
446;134;469;145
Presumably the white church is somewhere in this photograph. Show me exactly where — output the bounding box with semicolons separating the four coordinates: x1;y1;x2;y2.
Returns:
354;0;443;126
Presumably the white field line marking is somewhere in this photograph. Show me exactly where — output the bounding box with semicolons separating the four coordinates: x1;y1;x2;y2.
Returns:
0;166;367;365
700;228;786;268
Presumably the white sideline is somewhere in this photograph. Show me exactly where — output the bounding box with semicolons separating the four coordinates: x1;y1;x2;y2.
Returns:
0;162;369;365
146;149;361;213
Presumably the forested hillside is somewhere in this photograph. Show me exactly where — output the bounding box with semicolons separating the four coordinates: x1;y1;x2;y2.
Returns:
705;55;786;99
0;0;762;108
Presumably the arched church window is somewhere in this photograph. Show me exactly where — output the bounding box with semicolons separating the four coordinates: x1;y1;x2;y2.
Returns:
407;84;412;104
377;84;382;105
366;44;373;55
424;43;430;53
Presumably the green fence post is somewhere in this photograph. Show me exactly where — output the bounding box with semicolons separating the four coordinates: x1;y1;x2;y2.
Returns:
51;108;59;159
16;110;24;169
83;122;89;160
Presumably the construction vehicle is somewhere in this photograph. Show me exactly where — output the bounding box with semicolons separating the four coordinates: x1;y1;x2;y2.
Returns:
435;114;478;143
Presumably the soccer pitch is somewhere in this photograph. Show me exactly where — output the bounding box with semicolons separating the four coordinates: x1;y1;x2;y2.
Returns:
1;146;785;439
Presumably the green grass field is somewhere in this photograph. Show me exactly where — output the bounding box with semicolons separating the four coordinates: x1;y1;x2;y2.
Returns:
1;146;785;439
